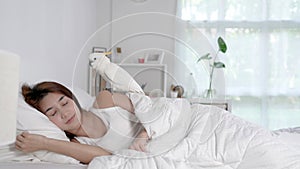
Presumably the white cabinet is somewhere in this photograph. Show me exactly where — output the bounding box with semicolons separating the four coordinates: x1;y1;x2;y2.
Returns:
119;64;167;96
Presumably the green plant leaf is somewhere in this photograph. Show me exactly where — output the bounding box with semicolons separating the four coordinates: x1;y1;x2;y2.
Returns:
218;37;227;53
214;62;225;68
197;53;212;63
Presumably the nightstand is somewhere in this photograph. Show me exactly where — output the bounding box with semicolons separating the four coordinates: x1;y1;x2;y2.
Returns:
188;98;232;112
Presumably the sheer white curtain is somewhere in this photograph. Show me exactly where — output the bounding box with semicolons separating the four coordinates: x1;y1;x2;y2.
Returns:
176;0;300;129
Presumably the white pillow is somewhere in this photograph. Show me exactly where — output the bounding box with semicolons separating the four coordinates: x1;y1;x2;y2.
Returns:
1;86;95;164
72;87;95;110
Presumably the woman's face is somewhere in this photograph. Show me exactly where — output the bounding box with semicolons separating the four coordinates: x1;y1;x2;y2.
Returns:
39;92;81;133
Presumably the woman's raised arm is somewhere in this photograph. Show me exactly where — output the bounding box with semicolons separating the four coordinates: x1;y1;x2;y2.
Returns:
15;132;111;164
93;90;134;113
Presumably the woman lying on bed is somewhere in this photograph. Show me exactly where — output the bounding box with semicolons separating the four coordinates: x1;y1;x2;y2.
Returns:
15;81;300;168
15;81;150;164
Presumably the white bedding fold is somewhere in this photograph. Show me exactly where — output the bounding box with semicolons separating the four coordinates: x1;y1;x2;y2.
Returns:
126;93;187;140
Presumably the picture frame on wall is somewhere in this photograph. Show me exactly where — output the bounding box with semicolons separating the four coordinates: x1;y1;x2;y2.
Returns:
145;51;164;64
92;47;107;53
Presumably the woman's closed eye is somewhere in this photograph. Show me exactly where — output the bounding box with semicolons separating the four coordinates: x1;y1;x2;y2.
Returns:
62;101;68;106
50;111;57;116
46;110;57;117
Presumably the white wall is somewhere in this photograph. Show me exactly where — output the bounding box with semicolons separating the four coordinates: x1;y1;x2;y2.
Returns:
109;0;178;95
0;0;177;91
111;0;176;60
0;0;111;90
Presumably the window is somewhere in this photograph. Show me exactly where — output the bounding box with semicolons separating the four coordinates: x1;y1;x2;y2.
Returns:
176;0;300;129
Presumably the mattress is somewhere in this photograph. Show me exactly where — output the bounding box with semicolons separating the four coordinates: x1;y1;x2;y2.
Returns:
0;162;87;169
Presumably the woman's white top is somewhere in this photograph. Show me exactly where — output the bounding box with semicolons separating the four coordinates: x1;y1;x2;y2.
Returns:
75;107;143;153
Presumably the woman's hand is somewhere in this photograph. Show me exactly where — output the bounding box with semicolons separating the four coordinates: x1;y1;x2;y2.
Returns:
129;129;149;152
15;132;47;153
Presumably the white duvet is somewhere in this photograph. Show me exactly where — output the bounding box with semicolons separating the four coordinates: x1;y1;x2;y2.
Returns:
88;93;300;169
87;53;300;169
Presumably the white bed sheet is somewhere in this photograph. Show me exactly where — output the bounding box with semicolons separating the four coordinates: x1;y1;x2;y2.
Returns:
0;162;87;169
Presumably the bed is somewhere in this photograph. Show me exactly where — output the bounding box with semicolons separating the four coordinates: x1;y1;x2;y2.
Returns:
1;93;300;169
1;52;300;169
2;92;300;169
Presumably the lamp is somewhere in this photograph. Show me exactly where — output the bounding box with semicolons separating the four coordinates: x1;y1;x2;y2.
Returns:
0;50;20;146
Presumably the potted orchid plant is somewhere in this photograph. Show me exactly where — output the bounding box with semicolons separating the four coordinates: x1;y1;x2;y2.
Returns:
197;36;227;98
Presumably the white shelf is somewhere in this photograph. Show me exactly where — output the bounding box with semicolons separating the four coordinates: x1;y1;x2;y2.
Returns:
188;98;232;112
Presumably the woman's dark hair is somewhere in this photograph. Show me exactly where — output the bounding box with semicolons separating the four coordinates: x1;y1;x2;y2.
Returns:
21;81;82;140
